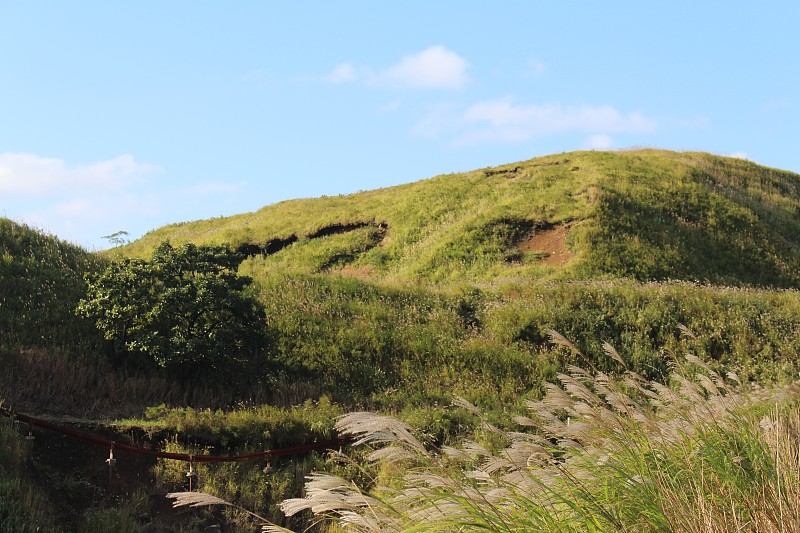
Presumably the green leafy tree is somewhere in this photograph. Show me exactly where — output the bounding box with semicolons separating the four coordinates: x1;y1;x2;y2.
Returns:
77;241;267;380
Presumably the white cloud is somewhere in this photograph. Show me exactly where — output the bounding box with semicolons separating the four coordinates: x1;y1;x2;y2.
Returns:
0;153;159;196
377;46;469;90
728;152;749;160
426;99;657;146
464;100;655;134
0;153;252;251
323;46;469;91
326;63;359;84
585;134;614;150
18;190;162;249
0;153;165;250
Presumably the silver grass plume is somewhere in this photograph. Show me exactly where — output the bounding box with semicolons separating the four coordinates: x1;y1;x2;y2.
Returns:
335;412;429;458
546;329;581;355
167;491;230;509
602;341;627;368
452;396;481;416
168;492;294;533
280;473;392;530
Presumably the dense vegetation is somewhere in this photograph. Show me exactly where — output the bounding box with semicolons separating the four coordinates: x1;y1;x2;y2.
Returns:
235;272;800;418
0;219;105;355
78;241;268;381
268;350;800;532
2;149;800;531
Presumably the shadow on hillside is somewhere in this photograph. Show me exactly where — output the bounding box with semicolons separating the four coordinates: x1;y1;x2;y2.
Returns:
0;350;321;419
236;221;388;259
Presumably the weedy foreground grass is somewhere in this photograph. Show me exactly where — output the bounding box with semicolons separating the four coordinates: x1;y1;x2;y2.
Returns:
175;333;800;532
284;338;800;531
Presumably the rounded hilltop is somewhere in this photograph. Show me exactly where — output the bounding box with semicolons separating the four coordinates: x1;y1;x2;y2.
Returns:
109;149;800;289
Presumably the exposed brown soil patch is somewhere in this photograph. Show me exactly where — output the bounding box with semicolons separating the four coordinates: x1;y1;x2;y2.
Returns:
518;224;573;266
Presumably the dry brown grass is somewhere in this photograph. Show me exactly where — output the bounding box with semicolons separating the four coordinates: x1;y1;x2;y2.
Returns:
0;349;281;418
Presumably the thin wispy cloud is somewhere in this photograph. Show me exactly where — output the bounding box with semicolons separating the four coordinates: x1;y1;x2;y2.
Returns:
464;100;655;135
52;198;92;217
410;101;461;139
378;99;403;113
413;98;657;146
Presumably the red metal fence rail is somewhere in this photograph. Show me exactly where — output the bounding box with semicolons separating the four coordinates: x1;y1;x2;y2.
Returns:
1;406;349;463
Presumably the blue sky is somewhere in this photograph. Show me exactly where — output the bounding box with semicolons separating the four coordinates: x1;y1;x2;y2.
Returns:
1;1;798;250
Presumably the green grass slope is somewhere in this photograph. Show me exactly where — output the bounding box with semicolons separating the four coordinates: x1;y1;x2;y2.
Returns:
113;149;800;288
98;149;800;409
0;219;105;354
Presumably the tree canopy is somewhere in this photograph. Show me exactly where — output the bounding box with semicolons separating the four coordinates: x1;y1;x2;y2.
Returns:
77;241;267;379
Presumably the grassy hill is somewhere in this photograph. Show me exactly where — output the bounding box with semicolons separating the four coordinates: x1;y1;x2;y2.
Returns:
97;149;800;409
6;149;800;408
0;218;105;354
112;149;800;288
4;149;800;531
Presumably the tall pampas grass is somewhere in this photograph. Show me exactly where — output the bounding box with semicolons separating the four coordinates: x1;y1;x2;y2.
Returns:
169;332;800;532
279;334;800;532
167;491;295;533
